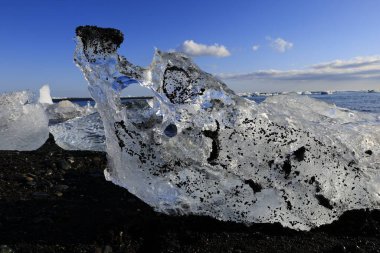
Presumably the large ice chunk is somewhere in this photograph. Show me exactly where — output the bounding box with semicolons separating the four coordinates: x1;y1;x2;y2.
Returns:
0;91;49;150
74;26;380;231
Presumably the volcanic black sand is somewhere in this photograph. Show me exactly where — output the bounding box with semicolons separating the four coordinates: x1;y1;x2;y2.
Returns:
0;135;379;253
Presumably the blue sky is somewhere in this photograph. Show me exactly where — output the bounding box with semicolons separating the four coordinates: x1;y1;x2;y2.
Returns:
0;0;379;96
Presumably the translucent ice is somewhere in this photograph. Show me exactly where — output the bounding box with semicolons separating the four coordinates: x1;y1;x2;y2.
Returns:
46;99;96;124
49;112;105;151
259;95;380;159
38;84;95;124
48;99;152;151
0;91;49;150
74;26;380;231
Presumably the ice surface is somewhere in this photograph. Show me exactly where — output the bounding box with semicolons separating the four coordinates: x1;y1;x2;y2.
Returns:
259;95;380;160
38;84;53;104
36;83;96;124
49;112;105;151
48;99;153;151
74;26;380;230
46;99;96;124
0;91;49;150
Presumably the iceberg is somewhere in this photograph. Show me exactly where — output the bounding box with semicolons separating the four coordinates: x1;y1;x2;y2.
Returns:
74;26;380;231
0;91;49;150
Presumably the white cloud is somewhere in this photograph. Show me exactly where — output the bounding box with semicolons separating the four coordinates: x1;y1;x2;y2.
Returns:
312;56;380;69
268;37;293;53
252;44;260;51
178;40;231;57
218;55;380;81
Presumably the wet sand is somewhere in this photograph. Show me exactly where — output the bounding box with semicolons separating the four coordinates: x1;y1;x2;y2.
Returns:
0;135;379;252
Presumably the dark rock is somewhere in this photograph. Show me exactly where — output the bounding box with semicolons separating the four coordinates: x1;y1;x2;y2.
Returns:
315;194;334;209
0;245;14;253
55;184;69;191
347;245;365;253
292;146;306;161
24;176;34;182
66;156;75;164
282;158;292;178
328;244;346;253
32;217;54;225
244;179;262;193
56;160;71;170
32;192;49;200
76;25;124;53
26;181;36;187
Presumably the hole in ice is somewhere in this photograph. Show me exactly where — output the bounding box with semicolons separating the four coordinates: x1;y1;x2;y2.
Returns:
164;124;177;137
120;82;154;98
112;76;139;91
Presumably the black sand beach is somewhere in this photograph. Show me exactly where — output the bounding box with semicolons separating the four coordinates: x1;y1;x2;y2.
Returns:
0;135;379;253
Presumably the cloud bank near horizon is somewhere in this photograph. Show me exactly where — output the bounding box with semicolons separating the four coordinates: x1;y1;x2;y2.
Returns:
218;55;380;82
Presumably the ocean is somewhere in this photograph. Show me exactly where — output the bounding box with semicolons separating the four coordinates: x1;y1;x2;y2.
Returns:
60;91;380;114
247;91;380;113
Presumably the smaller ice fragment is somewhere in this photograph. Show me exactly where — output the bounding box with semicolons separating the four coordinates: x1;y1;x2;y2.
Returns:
49;112;105;151
38;84;53;104
0;91;49;150
46;99;96;124
48;98;154;151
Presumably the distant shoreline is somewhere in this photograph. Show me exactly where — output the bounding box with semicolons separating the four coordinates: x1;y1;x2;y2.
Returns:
51;90;378;102
52;96;153;102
